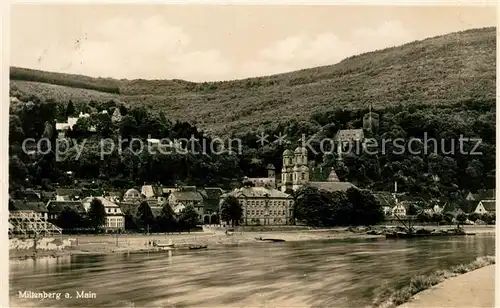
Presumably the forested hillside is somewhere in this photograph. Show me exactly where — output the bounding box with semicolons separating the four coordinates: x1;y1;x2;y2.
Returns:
10;27;495;136
9;27;495;205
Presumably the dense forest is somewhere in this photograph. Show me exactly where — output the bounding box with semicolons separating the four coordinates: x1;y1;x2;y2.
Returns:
9;91;495;206
10;27;496;136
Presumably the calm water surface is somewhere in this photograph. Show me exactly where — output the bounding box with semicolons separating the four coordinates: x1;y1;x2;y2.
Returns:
10;234;495;308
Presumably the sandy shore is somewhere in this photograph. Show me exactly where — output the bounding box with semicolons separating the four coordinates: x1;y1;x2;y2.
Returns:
9;225;494;260
398;265;495;308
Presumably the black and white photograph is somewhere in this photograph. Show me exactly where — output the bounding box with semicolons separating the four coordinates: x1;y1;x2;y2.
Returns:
6;2;497;308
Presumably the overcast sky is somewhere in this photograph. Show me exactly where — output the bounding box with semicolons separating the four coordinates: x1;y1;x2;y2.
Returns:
10;4;496;82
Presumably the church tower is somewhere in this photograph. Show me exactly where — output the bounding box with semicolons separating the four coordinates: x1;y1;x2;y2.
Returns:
292;146;310;191
281;150;294;192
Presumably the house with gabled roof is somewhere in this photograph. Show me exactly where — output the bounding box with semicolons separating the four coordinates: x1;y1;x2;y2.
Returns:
474;200;496;215
141;184;167;206
55;188;83;201
82;197;125;231
308;169;357;192
9;198;63;236
168;187;204;219
335;129;365;143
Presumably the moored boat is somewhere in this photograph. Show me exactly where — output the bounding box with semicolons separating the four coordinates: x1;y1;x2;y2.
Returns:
189;245;208;250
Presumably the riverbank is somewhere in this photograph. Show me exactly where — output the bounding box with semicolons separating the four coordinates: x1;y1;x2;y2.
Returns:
9;225;494;260
398;265;495;308
9;228;380;260
374;255;496;308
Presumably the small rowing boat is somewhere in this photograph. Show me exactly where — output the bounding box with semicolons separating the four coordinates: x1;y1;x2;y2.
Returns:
189;245;207;250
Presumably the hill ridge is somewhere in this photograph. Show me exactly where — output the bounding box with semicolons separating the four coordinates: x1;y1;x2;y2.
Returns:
10;26;496;135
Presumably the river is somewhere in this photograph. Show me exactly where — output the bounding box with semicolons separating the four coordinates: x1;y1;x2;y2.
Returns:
10;234;495;308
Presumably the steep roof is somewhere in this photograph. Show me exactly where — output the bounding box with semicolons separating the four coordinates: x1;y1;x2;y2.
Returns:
118;202;138;215
224;186;292;199
169;191;203;202
10;200;48;212
327;169;340;182
12;189;41;202
308;181;357;192
199;187;224;200
141;185;163;198
82;197;120;211
46;200;86;213
40;191;56;200
480;200;496;211
469;189;496;201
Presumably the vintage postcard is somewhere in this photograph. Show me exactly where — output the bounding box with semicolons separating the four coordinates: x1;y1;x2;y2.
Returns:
6;2;497;308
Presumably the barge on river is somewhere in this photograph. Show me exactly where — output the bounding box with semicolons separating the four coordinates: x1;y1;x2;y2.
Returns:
385;230;475;239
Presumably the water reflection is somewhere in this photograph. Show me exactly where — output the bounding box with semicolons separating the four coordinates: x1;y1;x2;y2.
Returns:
10;235;495;308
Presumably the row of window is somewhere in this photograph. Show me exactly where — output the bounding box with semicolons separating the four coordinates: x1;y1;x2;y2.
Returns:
245;209;287;216
240;200;291;207
107;218;124;228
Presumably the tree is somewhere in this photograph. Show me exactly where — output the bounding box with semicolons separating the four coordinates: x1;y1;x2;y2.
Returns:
468;212;480;223
55;207;85;231
220;195;243;227
345;188;384;226
137;201;154;232
456;213;467;228
157;204;176;232
179;204;199;231
417;212;432;223
9;115;24;144
66;100;75;118
431;212;443;227
481;213;495;225
88;198;106;232
96;112;113;138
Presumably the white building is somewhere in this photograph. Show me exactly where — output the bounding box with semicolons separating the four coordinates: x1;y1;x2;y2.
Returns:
82;197;125;231
474;200;496;215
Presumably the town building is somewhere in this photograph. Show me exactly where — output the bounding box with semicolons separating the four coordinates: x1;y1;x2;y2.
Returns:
335;129;365;144
167;186;204;220
9;199;61;236
104;191;123;204
373;192;397;217
474;200;496;215
111;108;122;123
220;186;294;226
198;187;225;223
141;184;166;207
466;189;496;201
281;147;309;192
246;164;277;188
280;146;356;193
55;188;83;201
55;112;93;138
82;197;125;231
123;188;142;203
